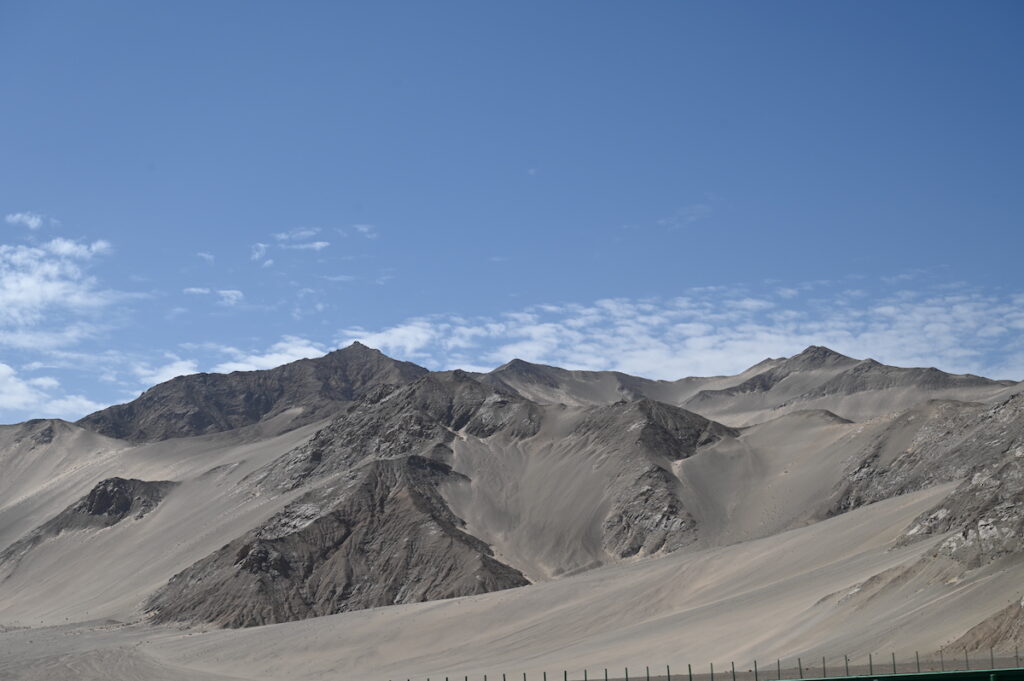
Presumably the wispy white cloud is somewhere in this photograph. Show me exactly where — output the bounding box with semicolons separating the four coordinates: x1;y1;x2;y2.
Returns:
0;239;118;331
196;252;215;264
250;243;268;260
0;362;105;419
340;285;1024;380
211;335;326;373
44;238;111;258
280;241;330;251
183;287;210;295
269;228;329;252
217;289;244;306
135;356;199;386
352;224;378;239
5;212;44;230
656;203;713;229
274;228;320;241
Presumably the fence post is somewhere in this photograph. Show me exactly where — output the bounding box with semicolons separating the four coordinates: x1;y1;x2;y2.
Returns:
892;652;896;674
1016;645;1020;668
940;650;944;672
732;662;736;681
688;664;693;681
797;658;803;679
823;657;827;678
869;654;873;676
991;648;995;669
564;671;568;681
585;671;588;681
605;670;608;681
626;668;629;681
965;648;970;671
755;660;759;681
844;656;849;677
777;660;781;681
668;664;672;681
647;667;651;681
711;662;715;681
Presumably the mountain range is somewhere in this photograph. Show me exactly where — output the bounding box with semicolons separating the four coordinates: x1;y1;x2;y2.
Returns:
1;342;1023;681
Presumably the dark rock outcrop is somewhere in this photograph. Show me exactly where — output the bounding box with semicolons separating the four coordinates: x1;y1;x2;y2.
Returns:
76;342;428;442
897;394;1024;567
0;477;176;567
147;455;528;628
570;399;739;557
145;373;540;626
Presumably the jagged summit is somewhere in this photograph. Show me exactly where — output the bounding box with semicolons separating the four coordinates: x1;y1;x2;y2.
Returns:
76;342;428;442
785;345;856;367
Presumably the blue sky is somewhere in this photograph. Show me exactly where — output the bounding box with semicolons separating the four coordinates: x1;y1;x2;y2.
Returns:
1;1;1023;422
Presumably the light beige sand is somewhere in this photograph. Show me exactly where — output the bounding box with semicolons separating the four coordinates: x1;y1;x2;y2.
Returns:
7;484;1020;681
0;414;328;626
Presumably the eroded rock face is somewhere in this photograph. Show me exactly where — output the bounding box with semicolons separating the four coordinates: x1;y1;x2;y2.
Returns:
144;373;741;627
826;400;989;514
76;342;428;442
250;372;542;492
145;374;542;627
147;455;529;628
72;478;171;522
825;392;1024;569
568;399;738;558
898;394;1024;567
0;477;176;567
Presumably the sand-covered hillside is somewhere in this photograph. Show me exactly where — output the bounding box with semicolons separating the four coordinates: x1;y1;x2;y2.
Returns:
1;344;1022;681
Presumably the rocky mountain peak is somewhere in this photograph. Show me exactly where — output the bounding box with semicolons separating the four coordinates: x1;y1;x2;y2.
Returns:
786;345;856;368
76;344;428;442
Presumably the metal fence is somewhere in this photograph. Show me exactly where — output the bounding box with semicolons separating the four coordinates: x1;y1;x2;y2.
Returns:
390;647;1024;681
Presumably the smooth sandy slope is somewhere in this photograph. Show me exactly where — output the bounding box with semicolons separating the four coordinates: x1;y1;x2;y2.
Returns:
5;483;1023;681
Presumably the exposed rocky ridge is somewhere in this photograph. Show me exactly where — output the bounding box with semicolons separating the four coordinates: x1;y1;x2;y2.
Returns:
250;371;543;491
145;373;541;626
147;454;529;628
479;346;1011;428
825;400;990;515
896;394;1024;567
794;359;1011;401
572;399;738;460
76;342;428;442
681;347;1012;426
483;359;656;406
143;375;741;626
0;477;176;569
684;346;858;403
573;400;739;558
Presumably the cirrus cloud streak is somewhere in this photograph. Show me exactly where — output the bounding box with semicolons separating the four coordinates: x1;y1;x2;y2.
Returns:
341;285;1024;380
